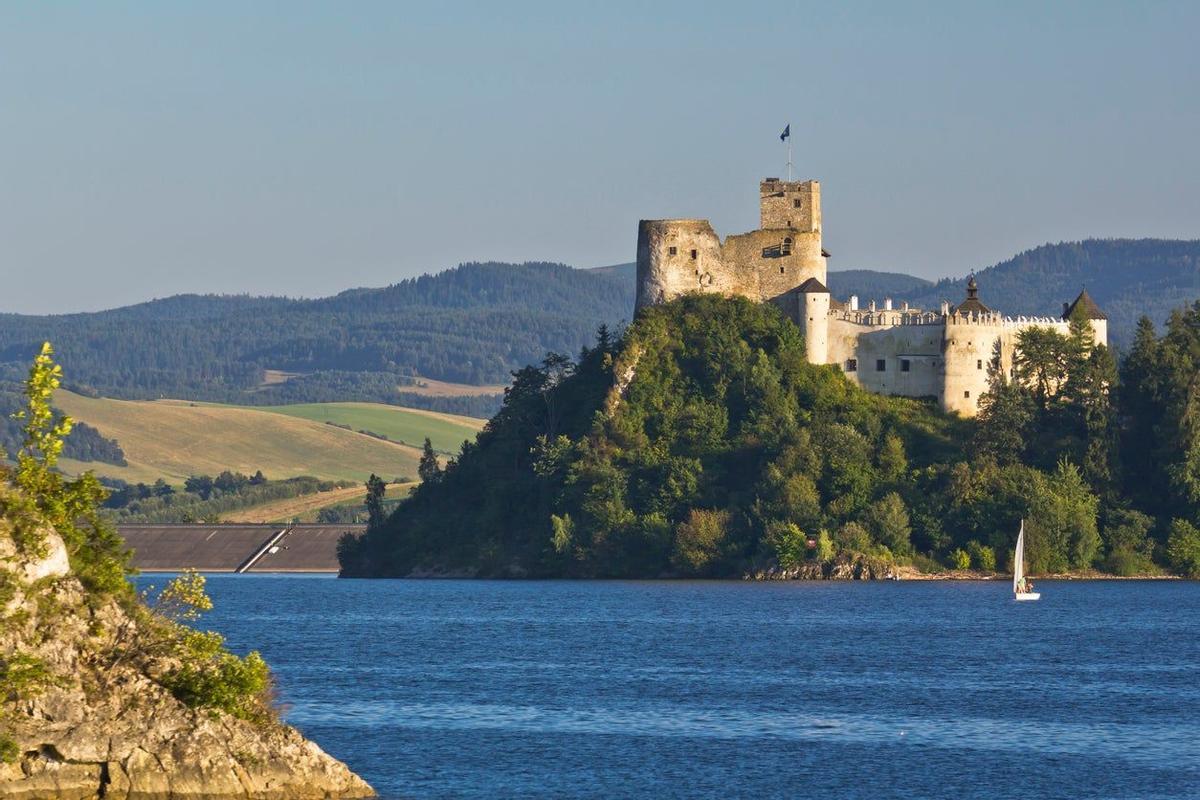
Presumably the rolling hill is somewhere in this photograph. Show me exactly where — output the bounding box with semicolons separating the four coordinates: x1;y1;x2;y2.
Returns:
0;261;634;411
4;242;1198;421
50;390;475;484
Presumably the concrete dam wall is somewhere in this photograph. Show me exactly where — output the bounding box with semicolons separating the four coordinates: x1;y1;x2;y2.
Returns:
118;523;366;573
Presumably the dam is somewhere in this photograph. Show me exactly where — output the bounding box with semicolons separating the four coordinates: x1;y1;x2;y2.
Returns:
118;523;365;573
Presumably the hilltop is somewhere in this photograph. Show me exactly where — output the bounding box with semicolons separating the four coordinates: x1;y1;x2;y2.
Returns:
340;294;1200;581
0;261;635;413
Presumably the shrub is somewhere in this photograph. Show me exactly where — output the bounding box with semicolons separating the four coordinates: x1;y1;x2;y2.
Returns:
0;654;60;700
1167;519;1200;578
834;521;872;554
0;572;16;609
0;732;18;764
764;521;807;568
161;630;272;723
814;529;835;562
966;540;996;572
671;509;731;575
949;548;971;570
1102;508;1157;575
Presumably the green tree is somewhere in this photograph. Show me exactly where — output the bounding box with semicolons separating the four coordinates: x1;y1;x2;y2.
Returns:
1101;508;1156;576
1024;460;1100;573
764;521;807;568
418;437;441;484
862;492;912;555
671;509;731;576
365;473;387;530
1166;519;1200;578
7;342;129;593
1014;327;1071;411
975;340;1033;465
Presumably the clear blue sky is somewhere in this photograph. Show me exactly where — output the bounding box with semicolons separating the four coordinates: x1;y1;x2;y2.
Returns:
2;1;1198;313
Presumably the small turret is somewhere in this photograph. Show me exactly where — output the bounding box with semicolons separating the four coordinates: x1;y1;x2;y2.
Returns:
798;277;830;365
1063;288;1108;346
953;274;991;316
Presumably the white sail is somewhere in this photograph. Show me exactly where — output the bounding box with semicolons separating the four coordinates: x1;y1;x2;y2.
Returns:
1013;520;1025;594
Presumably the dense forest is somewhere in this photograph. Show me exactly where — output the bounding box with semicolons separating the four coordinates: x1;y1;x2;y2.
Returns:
340;294;1200;580
0;262;633;413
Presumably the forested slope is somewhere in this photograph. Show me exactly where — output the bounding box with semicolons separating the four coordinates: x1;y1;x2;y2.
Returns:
341;294;1200;580
0;262;634;411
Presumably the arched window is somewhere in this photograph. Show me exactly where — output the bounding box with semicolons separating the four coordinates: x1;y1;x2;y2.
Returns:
781;237;793;256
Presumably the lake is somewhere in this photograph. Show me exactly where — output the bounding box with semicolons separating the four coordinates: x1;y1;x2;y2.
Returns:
135;575;1200;799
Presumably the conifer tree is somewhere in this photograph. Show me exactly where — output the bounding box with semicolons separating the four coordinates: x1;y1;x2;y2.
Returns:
975;341;1032;465
418;437;441;484
364;473;387;530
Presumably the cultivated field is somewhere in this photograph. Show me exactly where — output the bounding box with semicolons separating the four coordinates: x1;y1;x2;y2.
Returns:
397;376;508;398
53;390;428;484
245;402;484;453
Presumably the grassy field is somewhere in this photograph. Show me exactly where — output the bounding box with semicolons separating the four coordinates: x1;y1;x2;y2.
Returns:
220;481;417;523
241;402;484;454
53;390;428;484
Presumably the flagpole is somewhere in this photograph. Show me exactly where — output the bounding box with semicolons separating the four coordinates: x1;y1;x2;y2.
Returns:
787;140;792;182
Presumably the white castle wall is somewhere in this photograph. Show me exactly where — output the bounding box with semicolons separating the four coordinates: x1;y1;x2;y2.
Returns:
817;308;1098;416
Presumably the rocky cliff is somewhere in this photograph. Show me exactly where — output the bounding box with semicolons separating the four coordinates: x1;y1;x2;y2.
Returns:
0;492;373;799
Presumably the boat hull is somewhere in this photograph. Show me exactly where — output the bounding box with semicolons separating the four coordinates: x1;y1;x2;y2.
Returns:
1014;592;1041;601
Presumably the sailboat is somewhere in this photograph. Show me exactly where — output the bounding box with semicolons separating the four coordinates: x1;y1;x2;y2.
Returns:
1013;519;1040;602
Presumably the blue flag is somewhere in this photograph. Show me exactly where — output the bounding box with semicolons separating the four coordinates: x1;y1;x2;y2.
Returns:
780;124;790;142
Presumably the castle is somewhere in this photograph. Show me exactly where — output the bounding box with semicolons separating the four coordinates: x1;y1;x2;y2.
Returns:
635;178;1107;416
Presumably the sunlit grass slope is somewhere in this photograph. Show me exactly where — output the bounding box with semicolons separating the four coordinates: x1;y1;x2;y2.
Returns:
53;390;424;484
242;402;484;454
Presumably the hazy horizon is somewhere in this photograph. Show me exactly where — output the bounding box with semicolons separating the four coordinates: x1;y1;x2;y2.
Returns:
3;1;1198;314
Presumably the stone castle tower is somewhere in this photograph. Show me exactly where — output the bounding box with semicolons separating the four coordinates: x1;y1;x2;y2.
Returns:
635;177;1107;417
636;179;828;316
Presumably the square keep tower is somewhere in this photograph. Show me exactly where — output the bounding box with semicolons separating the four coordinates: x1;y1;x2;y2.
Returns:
759;179;820;232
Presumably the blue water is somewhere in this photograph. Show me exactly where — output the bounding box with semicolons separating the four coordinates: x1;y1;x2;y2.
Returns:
135;575;1200;799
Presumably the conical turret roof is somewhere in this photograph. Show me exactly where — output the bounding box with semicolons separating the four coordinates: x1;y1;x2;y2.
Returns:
1063;288;1107;320
798;276;829;293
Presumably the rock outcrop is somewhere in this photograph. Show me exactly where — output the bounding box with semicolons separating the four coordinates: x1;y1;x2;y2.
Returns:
0;500;373;799
745;553;893;581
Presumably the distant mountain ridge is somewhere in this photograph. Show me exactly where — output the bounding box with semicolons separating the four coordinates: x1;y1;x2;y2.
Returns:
1;240;1196;412
0;262;635;413
592;239;1200;349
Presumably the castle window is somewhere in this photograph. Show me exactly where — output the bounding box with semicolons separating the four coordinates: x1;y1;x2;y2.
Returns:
845;359;857;372
901;359;911;372
668;246;677;256
781;237;793;256
690;249;698;260
876;359;886;372
964;390;970;399
793;199;802;208
780;267;785;274
977;359;983;370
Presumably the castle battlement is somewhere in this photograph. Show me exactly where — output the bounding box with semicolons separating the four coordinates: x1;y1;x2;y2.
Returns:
635;178;1106;416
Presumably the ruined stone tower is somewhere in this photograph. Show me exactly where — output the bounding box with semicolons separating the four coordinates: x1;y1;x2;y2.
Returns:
635;178;828;318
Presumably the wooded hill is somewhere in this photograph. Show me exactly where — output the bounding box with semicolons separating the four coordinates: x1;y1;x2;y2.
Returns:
0;262;635;414
340;294;1200;580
